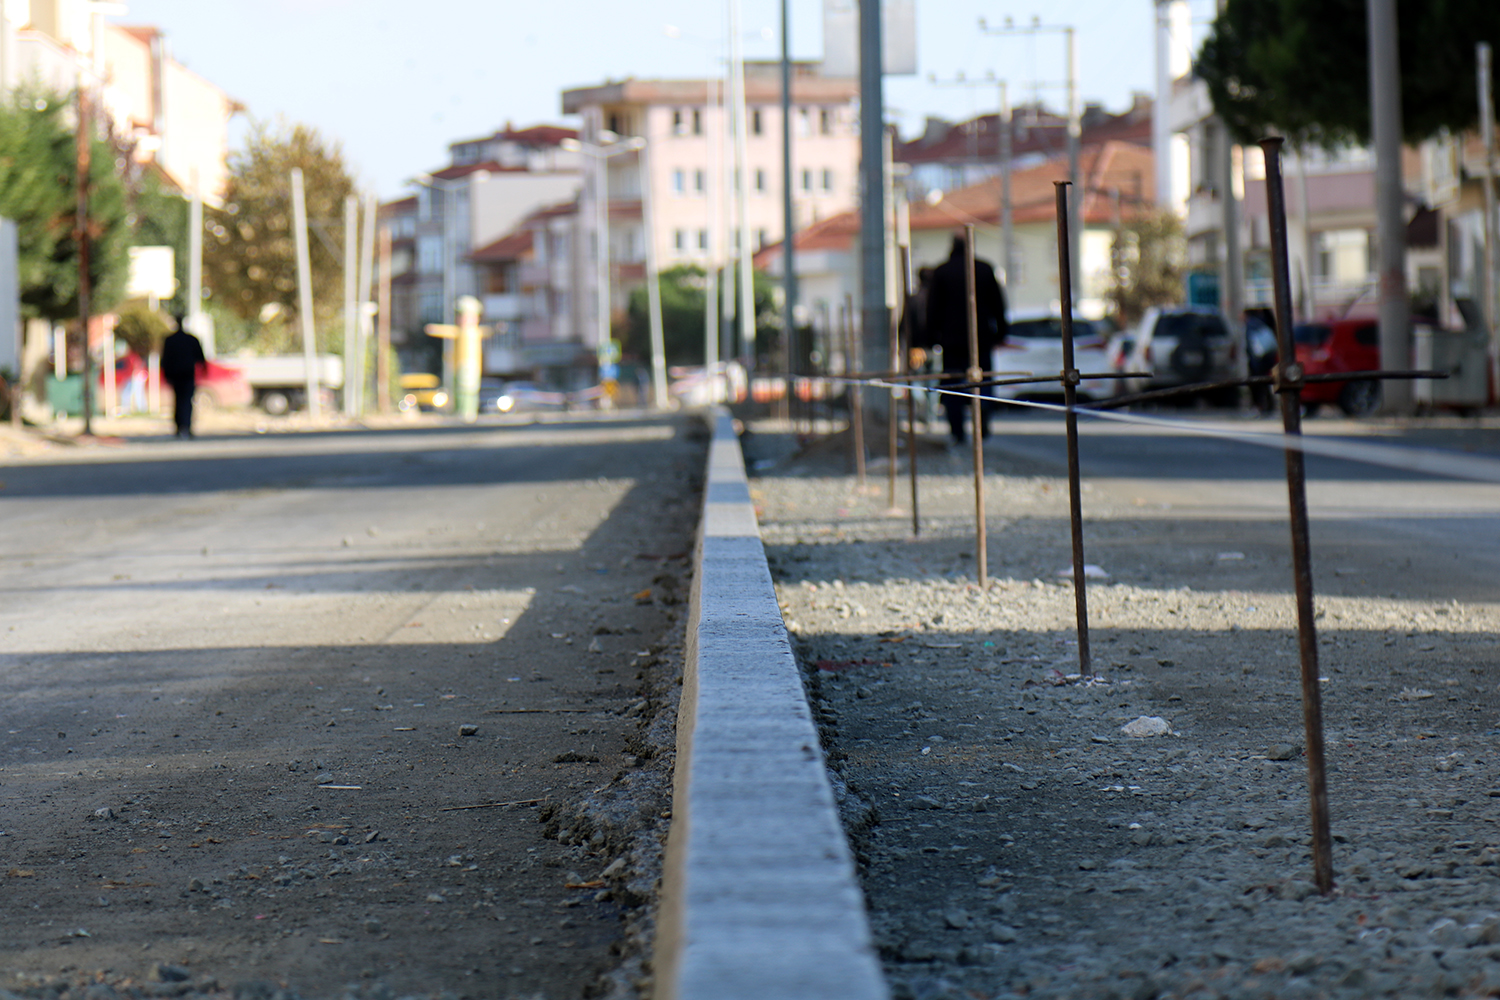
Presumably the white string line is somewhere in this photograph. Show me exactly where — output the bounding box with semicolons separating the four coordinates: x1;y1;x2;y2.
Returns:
803;374;1500;486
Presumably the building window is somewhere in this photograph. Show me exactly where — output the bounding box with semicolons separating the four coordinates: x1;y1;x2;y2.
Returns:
672;169;685;194
755;228;767;250
819;108;833;135
754;168;766;193
751;108;763;136
821;168;834;192
698;228;709;250
796;107;812;137
674;228;686;251
694;168;706;193
418;235;443;274
693;108;703;135
672;109;685;135
801;168;813;192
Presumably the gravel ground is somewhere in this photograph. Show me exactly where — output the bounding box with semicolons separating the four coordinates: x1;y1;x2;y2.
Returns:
749;419;1500;1000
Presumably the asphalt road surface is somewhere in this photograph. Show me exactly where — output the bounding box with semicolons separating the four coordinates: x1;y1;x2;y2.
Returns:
986;413;1500;605
0;416;704;999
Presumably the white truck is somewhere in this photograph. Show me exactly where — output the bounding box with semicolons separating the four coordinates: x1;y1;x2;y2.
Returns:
219;354;344;415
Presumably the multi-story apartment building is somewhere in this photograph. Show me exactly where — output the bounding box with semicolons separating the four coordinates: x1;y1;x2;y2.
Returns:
560;61;861;341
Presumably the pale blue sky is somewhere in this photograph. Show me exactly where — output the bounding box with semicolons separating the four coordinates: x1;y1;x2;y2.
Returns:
111;0;1218;201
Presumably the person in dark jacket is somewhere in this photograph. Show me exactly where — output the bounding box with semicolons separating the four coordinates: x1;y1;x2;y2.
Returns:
160;315;206;438
913;233;1008;445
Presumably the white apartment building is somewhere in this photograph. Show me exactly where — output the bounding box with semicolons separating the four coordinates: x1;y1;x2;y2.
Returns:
561;62;860;326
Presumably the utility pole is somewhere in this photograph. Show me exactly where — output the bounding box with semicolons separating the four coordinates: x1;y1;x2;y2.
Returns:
1221;122;1245;378
290;168;321;421
342;195;358;417
1367;0;1411;413
929;71;1012;277
704;75;720;377
729;0;754;365
1479;42;1498;396
377;222;392;413
780;0;798;389
640;136;669;408
76;77;92;436
858;0;888;377
357;193;377;416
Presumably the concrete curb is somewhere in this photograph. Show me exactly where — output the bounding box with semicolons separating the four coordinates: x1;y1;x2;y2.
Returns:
654;409;888;1000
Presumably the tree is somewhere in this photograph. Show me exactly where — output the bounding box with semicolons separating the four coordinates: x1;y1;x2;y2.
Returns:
622;265;783;367
1107;209;1186;327
0;88;130;322
1197;0;1500;147
204;120;356;349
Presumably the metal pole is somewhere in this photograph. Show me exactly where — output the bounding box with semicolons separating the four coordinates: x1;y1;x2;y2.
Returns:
377;223;392;413
593;141;611;385
76;82;92;435
188;181;205;355
357;193;378;416
1260;136;1335;896
290;168;321;421
964;223;987;589
887;299;899;509
1055;182;1092;676
1222;123;1246;385
704;76;720;379
781;0;798;397
859;0;888;382
844;292;865;485
1367;0;1411;413
1479;42;1498;396
641;137;669;409
901;245;920;536
730;0;755;365
999;80;1013;284
343;195;357;417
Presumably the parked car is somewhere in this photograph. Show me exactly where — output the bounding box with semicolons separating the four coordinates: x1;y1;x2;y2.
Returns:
1109;306;1240;403
1245;310;1279;413
398;372;448;412
485;380;568;413
992;310;1116;402
1293;317;1381;416
101;353;253;411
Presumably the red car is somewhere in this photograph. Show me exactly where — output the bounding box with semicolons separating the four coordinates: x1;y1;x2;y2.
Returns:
102;352;253;411
1293;318;1381;416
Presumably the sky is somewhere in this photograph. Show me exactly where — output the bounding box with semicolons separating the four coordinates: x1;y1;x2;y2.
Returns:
112;0;1219;202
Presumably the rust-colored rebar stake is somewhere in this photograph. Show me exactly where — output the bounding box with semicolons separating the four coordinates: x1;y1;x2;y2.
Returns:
963;224;988;588
1053;183;1092;676
901;245;920;536
844;292;867;485
1260;136;1335;896
888;296;900;510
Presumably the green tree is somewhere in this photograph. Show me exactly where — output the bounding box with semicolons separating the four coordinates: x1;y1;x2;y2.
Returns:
204;119;356;348
623;265;784;367
0;88;130;321
1107;209;1186;327
1197;0;1500;147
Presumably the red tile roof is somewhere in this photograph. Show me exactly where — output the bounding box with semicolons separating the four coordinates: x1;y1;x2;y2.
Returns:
470;229;534;263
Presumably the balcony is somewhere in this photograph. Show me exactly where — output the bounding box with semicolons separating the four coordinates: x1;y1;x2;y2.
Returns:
483;293;525;322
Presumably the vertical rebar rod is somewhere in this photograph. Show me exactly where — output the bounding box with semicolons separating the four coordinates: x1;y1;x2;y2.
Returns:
888;304;899;509
1054;183;1091;675
900;245;920;535
846;292;866;485
963;223;987;589
1260;136;1334;896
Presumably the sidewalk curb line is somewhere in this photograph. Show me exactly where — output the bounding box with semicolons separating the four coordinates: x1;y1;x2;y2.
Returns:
654;408;889;1000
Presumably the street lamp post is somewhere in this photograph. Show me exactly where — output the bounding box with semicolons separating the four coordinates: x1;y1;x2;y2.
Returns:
561;134;647;403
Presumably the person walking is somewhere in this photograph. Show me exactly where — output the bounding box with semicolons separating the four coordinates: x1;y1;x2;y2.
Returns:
913;233;1008;446
160;315;206;439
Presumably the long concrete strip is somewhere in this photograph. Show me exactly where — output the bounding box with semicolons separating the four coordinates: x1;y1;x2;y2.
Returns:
654;410;889;1000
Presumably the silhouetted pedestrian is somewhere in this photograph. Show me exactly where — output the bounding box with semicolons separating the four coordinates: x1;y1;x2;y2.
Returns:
914;233;1008;446
160;315;205;439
